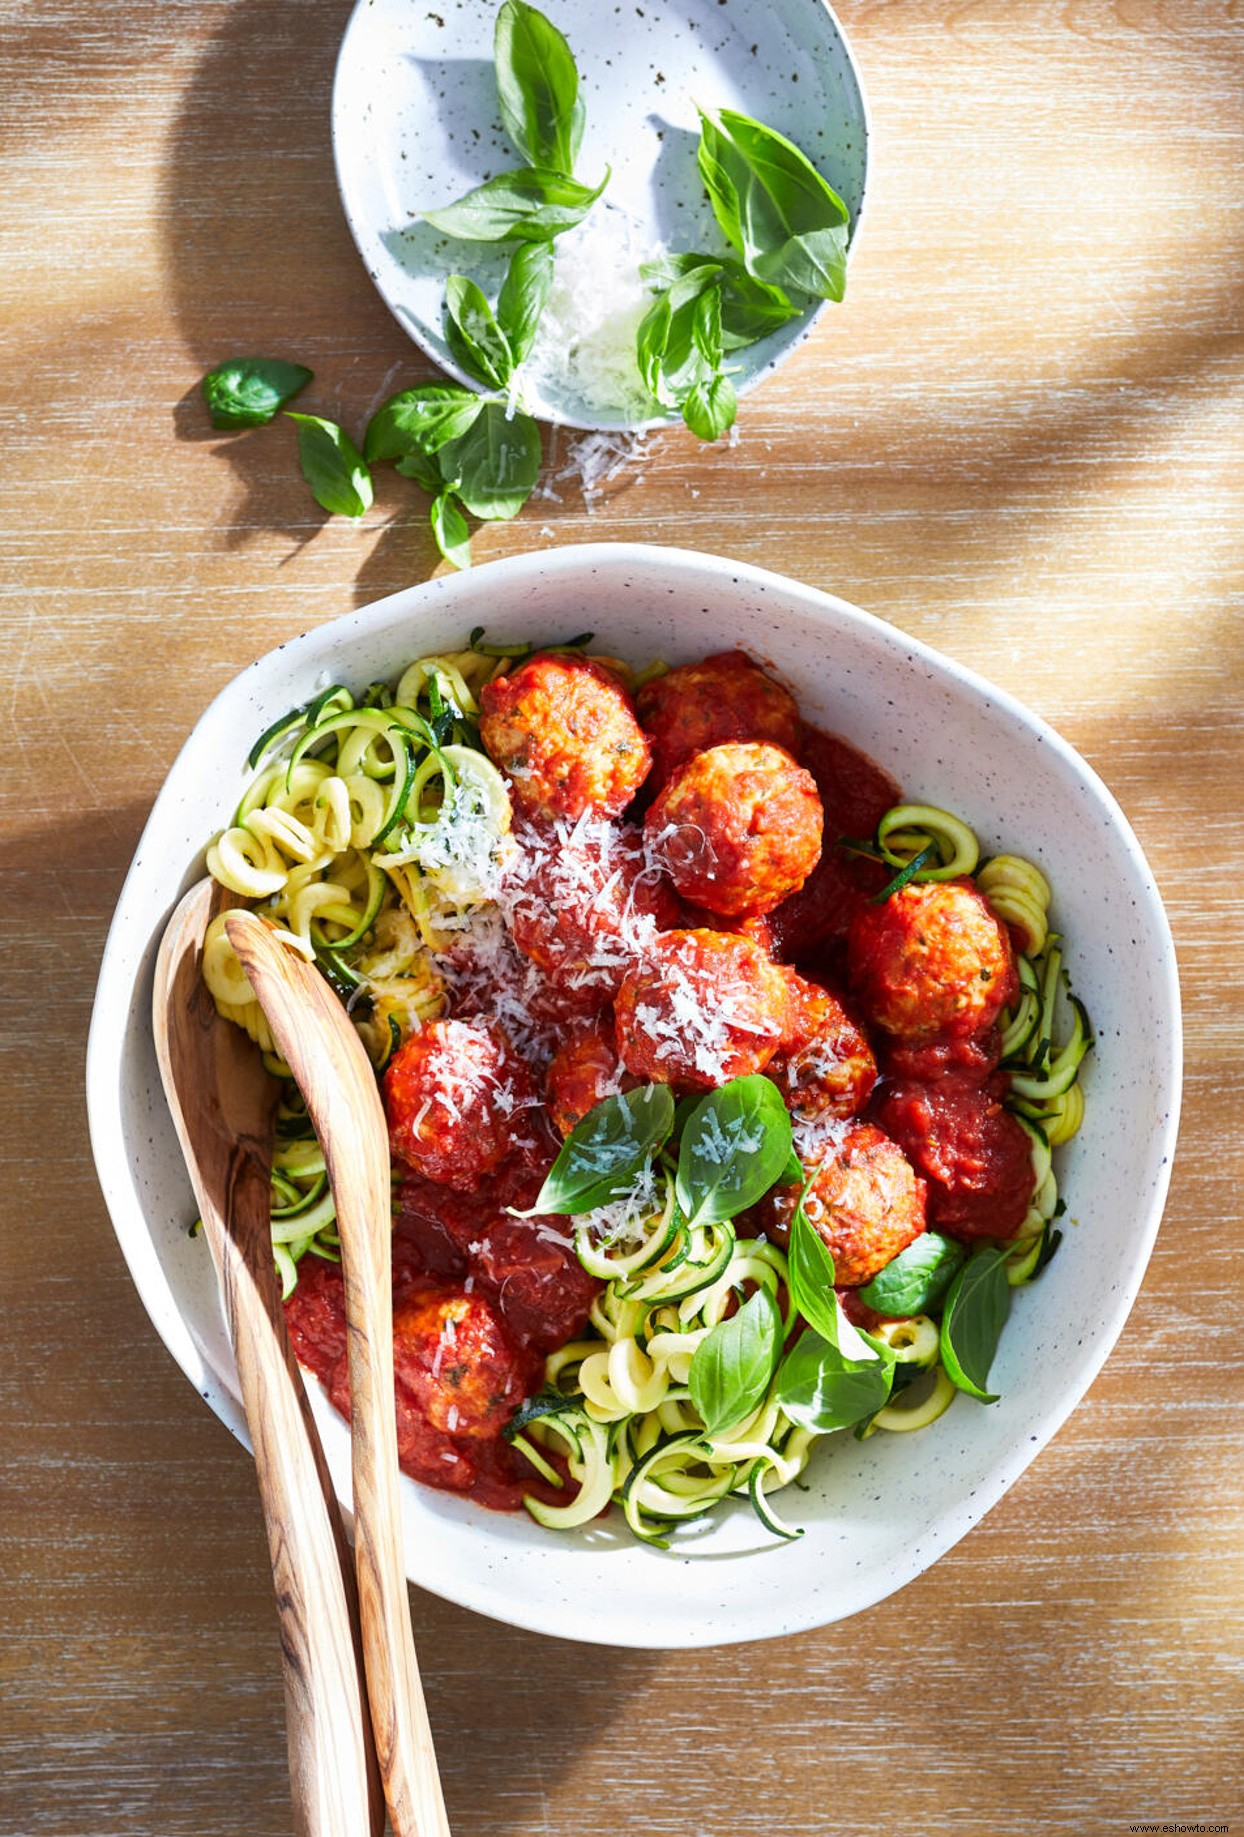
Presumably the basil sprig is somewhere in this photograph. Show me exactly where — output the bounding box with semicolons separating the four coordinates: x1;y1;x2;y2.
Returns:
444;276;515;390
533;1084;675;1216
689;1287;784;1438
939;1245;1012;1402
858;1231;966;1317
697;106;851;303
202;357;312;429
494;0;584;176
675;1075;793;1229
497;241;555;364
285;413;373;518
362;384;482;464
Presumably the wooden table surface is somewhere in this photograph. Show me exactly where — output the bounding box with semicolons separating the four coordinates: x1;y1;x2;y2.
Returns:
3;1;1242;1833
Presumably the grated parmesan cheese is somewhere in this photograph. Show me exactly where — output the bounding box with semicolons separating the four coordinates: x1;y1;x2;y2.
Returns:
520;205;659;423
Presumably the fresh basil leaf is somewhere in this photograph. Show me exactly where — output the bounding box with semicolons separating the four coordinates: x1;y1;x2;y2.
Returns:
534;1083;675;1215
422;166;608;243
496;241;555;364
716;261;801;349
639;252;721;290
675;1075;793;1229
697;107;850;302
494;0;584;175
939;1245;1012;1402
690;1287;783;1438
285;413;373;518
635;267;721;407
438;400;542;521
787;1203;881;1363
430;491;472;570
395;448;446;494
363;384;482;464
858;1232;966;1317
691;285;723;369
776;1330;893;1434
444;275;514;389
682;373;737;442
202;357;312;429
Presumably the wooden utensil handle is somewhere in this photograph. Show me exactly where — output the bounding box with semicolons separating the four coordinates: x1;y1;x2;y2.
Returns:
205;1136;386;1837
227;911;452;1837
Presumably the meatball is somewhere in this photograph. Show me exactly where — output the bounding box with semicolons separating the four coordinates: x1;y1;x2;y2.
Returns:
546;1020;638;1137
847;879;1018;1043
769;1123;927;1287
479;652;652;822
390;1283;538;1438
615;928;791;1089
770;972;876;1121
383;1018;536;1190
873;1074;1036;1243
636;650;802;791
645;741;823;919
500;816;677;1010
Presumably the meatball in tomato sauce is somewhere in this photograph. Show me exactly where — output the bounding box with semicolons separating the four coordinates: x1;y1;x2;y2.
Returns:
645;741;822;919
771;972;876;1121
873;1075;1035;1243
546;1020;638;1137
391;1283;538;1438
615;928;790;1089
847;879;1017;1043
769;1123;927;1287
636;651;802;791
383;1018;536;1191
479;652;651;823
501;817;677;1010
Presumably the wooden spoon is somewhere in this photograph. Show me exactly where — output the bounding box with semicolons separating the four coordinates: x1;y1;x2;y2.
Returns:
152;879;383;1837
225;908;452;1837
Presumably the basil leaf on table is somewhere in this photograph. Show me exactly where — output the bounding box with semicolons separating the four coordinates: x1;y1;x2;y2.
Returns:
421;166;608;244
690;1287;783;1438
682;373;737;442
439;400;542;520
675;1075;793;1229
444;275;515;389
533;1084;676;1215
786;1203;881;1364
494;0;585;176
939;1245;1012;1402
201;357;312;429
430;491;472;570
496;241;555;364
363;383;482;464
776;1330;893;1434
285;413;373;518
697;107;851;302
858;1232;966;1317
395;448;446;495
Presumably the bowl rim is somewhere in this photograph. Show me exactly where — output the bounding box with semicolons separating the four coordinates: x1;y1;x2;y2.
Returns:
328;0;872;433
87;542;1182;1645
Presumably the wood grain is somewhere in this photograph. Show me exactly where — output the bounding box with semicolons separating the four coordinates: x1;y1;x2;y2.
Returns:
1;2;1242;1835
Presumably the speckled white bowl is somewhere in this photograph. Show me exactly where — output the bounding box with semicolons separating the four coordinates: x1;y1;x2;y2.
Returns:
331;0;868;428
87;545;1180;1648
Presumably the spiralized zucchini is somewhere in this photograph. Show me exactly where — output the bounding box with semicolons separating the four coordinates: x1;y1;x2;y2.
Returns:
202;647;515;1281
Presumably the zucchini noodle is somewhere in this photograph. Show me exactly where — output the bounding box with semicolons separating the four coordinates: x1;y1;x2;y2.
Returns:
201;649;516;1282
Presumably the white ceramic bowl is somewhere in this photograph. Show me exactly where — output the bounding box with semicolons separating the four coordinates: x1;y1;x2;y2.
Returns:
87;545;1180;1648
331;0;868;429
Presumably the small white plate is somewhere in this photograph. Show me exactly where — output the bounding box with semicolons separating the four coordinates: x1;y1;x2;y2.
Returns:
331;0;869;429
